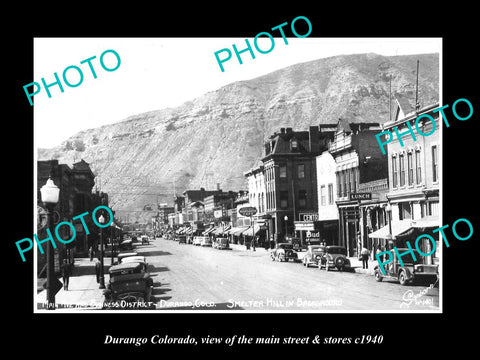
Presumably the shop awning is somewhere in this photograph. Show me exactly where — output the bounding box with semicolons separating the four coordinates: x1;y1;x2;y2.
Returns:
410;216;439;229
185;227;193;234
229;226;249;236
242;224;263;237
213;225;231;235
203;227;215;235
367;220;412;239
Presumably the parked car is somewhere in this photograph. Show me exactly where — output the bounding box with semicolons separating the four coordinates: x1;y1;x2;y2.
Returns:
141;235;149;245
120;255;147;265
270;243;298;262
374;249;439;286
200;236;212;247
302;245;326;267
193;236;202;246
103;261;154;306
178;235;187;244
119;239;134;251
117;251;138;263
213;237;230;250
318;246;351;271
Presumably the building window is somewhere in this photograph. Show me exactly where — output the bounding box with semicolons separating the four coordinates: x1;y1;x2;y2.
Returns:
279;164;287;178
280;191;288;209
432;145;438;182
399;154;405;186
328;183;334;205
342;170;347;197
299;190;307;208
407;152;414;186
415;150;422;184
392;156;398;188
336;172;341;198
297;164;305;179
320;185;326;206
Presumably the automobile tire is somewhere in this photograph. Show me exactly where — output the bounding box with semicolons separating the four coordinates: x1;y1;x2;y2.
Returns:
398;270;408;286
374;270;383;282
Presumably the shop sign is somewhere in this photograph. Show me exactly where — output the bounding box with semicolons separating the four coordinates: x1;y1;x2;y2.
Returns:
238;206;257;217
299;213;318;221
306;231;320;238
350;192;372;201
294;221;315;231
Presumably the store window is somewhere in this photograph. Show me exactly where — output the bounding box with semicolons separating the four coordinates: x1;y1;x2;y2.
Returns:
432;145;438;182
297;164;305;179
299;190;307;208
328;183;334;205
280;191;288;209
415;150;422;184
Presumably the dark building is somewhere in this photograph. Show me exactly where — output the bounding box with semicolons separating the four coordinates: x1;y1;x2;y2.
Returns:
328;120;388;256
37;159;104;275
261;126;335;243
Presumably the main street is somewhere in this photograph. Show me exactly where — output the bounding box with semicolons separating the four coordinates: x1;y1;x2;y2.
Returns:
136;237;439;311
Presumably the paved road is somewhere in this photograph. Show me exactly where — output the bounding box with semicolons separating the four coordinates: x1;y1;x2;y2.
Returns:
136;237;439;311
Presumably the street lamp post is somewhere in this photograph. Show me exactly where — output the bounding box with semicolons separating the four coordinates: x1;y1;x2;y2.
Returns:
98;214;106;289
40;177;60;310
111;222;115;266
284;215;288;241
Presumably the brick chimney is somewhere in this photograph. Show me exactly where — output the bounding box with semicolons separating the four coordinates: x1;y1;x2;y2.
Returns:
309;126;320;154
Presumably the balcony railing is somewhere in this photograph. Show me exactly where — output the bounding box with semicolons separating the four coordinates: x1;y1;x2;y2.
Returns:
358;178;389;192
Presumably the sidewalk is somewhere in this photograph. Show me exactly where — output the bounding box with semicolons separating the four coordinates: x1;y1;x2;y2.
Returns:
348;257;375;276
36;257;107;311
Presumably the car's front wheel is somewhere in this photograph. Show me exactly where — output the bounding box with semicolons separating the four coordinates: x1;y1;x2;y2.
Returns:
398;270;408;286
374;269;383;282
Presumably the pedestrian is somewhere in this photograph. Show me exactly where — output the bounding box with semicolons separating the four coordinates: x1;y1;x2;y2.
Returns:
253;236;258;251
89;246;94;261
361;247;370;269
61;259;72;290
375;246;383;263
95;257;101;283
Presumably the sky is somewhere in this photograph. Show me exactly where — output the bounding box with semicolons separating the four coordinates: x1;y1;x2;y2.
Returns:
33;37;441;149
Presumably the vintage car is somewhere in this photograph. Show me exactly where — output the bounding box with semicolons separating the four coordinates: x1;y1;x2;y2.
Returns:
117;251;138;263
374;249;439;286
119;239;134;251
302;245;326;267
213;237;230;250
120;255;147;265
178;235;187;244
318;246;351;271
270;243;298;262
200;236;212;247
103;261;154;306
193;236;203;246
141;235;149;245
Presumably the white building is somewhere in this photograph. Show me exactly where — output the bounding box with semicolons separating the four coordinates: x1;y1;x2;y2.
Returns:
315;151;339;244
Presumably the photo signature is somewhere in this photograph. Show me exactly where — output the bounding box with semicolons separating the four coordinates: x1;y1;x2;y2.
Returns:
400;279;438;309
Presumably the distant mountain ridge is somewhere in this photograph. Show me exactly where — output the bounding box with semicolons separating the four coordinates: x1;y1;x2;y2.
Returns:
38;52;439;222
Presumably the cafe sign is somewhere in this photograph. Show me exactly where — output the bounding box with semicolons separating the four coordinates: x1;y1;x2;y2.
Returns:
350;192;372;201
238;206;257;217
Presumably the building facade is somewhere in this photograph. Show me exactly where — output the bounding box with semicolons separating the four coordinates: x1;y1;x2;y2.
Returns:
377;98;440;264
329;120;388;256
261;126;335;244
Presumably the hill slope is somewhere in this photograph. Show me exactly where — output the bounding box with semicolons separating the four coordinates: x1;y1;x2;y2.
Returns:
38;52;439;222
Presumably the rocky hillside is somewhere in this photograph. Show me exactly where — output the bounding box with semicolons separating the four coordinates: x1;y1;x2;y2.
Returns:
38;52;439;222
